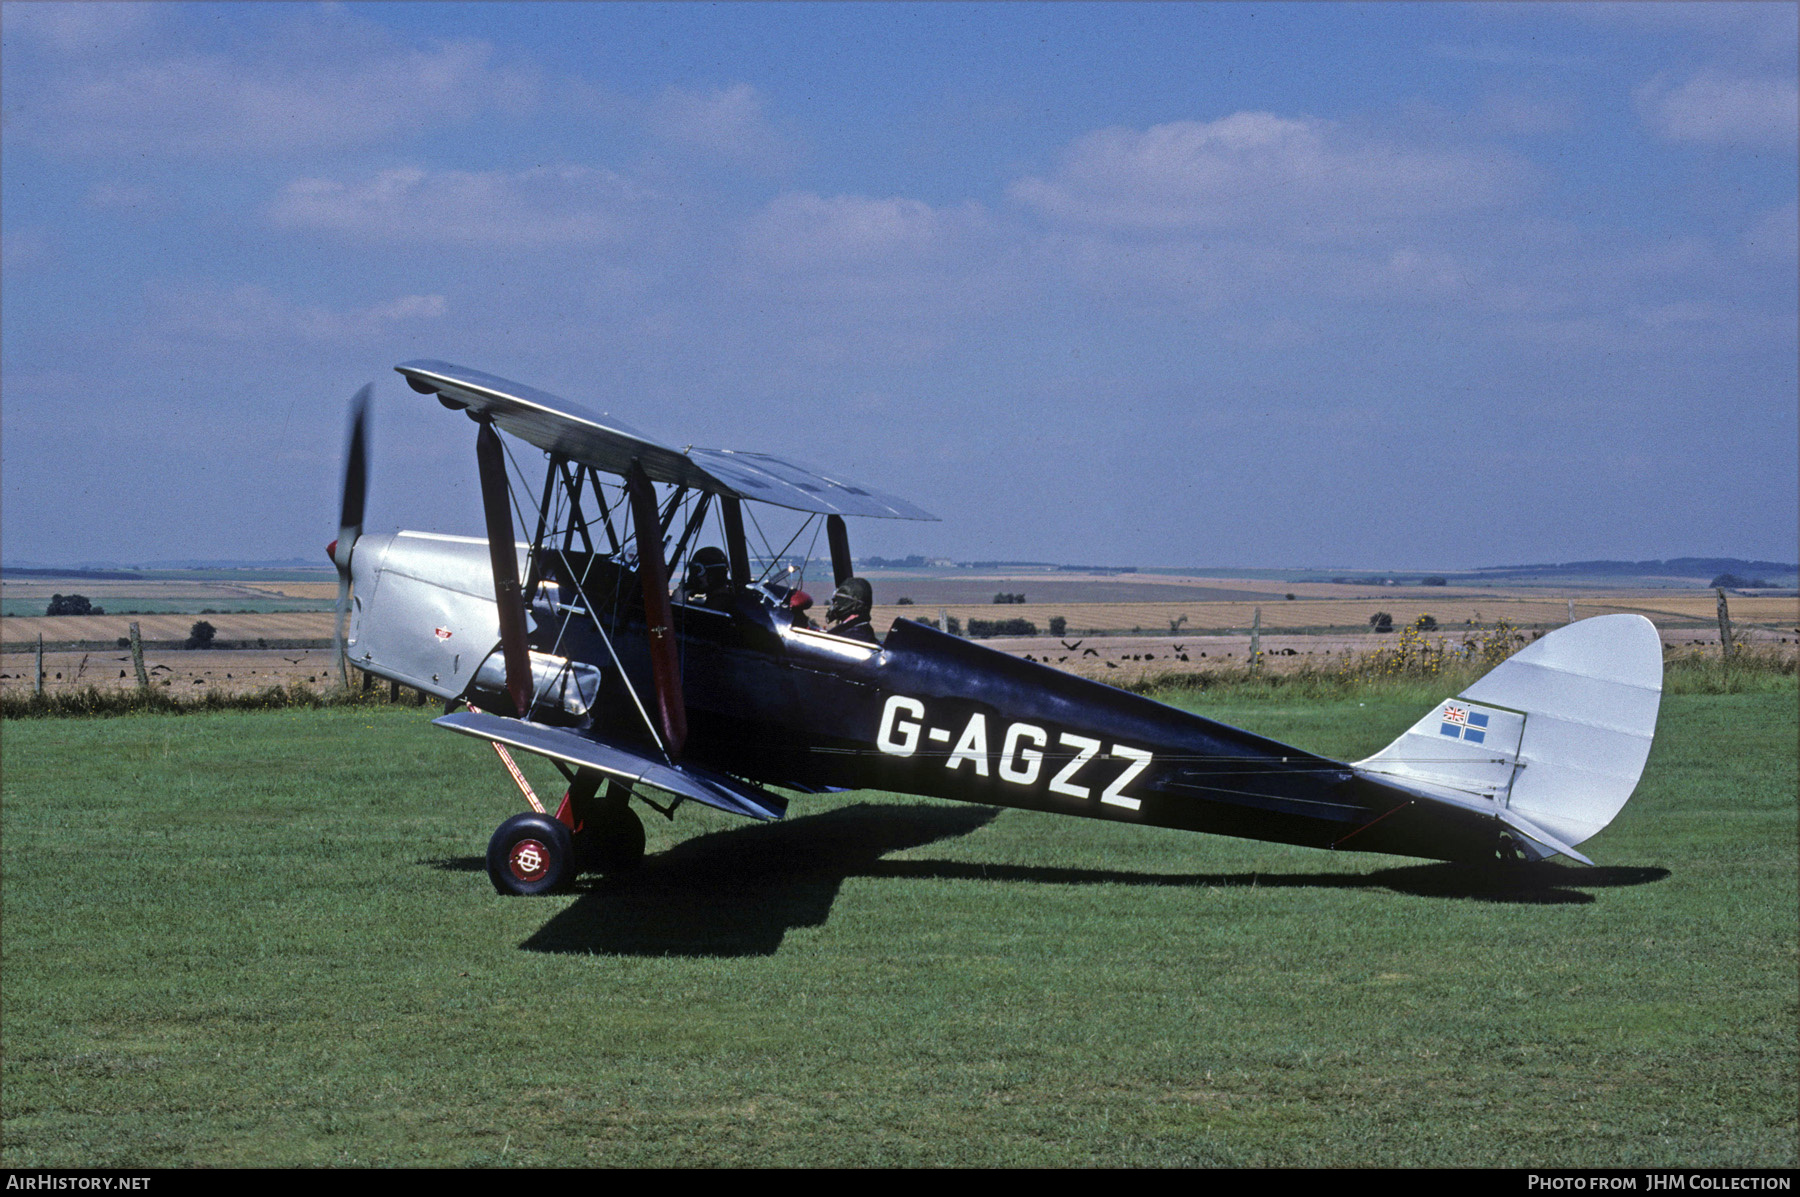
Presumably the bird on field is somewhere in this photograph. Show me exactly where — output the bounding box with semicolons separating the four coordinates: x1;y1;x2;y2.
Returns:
1104;660;1116;668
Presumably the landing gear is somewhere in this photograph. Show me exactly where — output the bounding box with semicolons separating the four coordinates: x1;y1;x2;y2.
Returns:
485;766;646;894
487;812;577;896
574;802;646;876
1494;832;1529;866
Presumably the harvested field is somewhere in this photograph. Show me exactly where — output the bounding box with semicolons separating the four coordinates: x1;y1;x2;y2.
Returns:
872;593;1799;636
1;647;350;697
5;569;1792;698
6;625;1793;700
3;611;335;647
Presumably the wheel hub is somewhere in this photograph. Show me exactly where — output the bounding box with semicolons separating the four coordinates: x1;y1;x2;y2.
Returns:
508;838;551;882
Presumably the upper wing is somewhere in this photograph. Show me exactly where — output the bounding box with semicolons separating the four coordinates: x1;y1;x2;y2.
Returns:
396;359;936;521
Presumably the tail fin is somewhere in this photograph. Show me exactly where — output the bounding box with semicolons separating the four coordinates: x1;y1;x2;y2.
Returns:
1353;614;1663;862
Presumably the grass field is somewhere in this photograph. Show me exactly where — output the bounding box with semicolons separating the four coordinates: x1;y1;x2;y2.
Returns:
2;688;1795;1167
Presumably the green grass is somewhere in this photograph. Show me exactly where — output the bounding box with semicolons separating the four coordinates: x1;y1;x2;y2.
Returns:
2;691;1794;1166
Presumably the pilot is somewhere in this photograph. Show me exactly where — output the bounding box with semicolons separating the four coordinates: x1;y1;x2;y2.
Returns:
678;546;730;607
824;576;878;643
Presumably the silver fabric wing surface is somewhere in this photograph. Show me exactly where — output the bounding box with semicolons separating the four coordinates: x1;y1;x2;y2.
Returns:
396;359;936;521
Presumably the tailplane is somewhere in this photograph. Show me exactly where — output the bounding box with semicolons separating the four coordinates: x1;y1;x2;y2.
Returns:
1352;614;1663;862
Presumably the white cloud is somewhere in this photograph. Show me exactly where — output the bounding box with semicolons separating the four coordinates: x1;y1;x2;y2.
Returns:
267;166;655;247
1009;113;1528;239
11;27;534;157
741;192;991;273
1;2;158;54
1636;72;1799;151
646;83;799;170
142;283;446;346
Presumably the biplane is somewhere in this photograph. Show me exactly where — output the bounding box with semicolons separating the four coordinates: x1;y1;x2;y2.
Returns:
329;361;1662;895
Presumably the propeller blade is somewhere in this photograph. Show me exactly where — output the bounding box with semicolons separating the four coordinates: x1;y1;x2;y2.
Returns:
334;569;352;690
334;384;371;572
333;385;371;688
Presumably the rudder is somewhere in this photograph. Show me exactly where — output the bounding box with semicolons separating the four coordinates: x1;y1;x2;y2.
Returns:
1353;614;1663;860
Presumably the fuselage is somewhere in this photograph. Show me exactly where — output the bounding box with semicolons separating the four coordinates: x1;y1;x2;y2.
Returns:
346;532;1507;863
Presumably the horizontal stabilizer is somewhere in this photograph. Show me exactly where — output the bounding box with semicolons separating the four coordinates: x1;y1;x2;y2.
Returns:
435;711;788;822
1497;807;1593;866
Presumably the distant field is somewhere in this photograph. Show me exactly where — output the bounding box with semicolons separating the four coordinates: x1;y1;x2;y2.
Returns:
1;572;337;622
5;567;1793;699
2;693;1792;1166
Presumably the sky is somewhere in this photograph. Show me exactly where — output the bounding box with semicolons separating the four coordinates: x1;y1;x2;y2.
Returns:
3;1;1795;570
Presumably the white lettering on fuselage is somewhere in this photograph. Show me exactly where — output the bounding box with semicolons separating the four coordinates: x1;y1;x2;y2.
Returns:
877;694;1153;811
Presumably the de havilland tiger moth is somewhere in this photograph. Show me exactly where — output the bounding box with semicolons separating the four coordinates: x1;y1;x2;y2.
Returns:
327;361;1663;895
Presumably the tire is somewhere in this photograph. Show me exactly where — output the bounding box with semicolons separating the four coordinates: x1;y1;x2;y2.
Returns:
487;812;576;896
578;804;646;876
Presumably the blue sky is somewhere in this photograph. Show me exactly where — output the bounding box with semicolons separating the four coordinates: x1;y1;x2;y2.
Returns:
3;2;1795;569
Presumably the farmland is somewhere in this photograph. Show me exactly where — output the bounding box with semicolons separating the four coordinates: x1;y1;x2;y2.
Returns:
5;567;1795;698
2;688;1793;1167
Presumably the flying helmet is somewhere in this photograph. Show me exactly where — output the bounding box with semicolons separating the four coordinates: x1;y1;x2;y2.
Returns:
685;546;729;593
827;576;872;622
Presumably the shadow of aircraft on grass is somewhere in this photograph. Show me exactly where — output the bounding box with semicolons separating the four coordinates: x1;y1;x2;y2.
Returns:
424;805;1668;956
864;858;1668;907
522;801;1001;956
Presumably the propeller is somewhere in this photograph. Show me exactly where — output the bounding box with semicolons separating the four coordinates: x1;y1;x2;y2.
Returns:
330;385;371;689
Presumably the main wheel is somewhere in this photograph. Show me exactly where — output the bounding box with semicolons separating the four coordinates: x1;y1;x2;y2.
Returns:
487;812;577;896
577;804;646;876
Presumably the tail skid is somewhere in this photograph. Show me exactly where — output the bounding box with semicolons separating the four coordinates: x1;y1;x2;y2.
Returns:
1352;614;1664;863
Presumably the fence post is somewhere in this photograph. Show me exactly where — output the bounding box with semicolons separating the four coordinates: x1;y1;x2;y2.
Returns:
1249;607;1262;673
1716;587;1734;661
129;622;150;690
35;634;44;695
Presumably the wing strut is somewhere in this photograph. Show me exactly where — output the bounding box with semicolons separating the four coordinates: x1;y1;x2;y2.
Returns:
721;497;752;588
625;461;687;760
827;514;852;587
475;418;536;718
